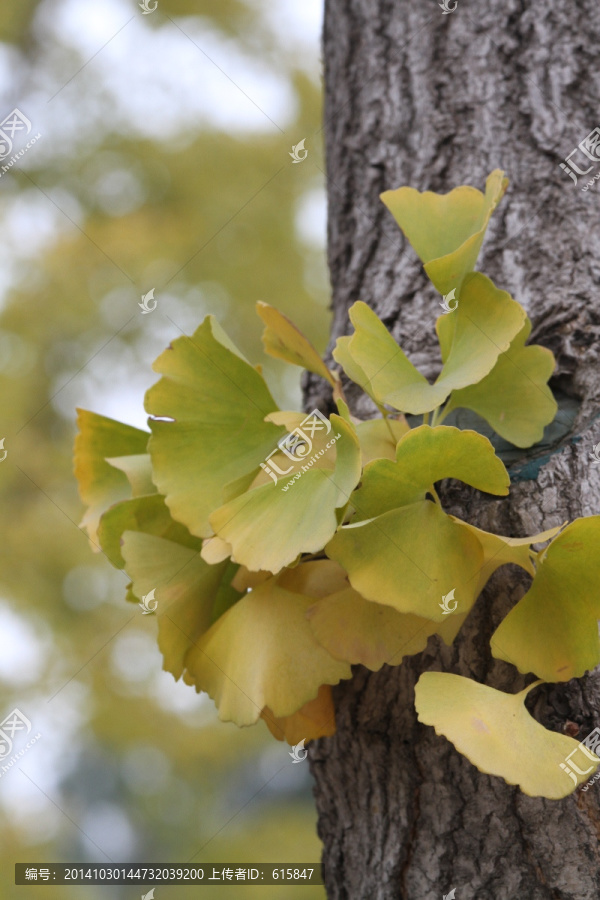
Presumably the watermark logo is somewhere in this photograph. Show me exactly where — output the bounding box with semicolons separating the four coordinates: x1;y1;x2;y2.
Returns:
559;126;600;190
439;0;457;13
289;139;308;164
141;890;156;900
139;288;157;314
0;438;6;462
289;739;307;763
439;589;457;615
139;589;158;615
0;708;41;779
439;288;458;314
0;708;31;759
0;108;41;179
443;890;456;900
260;409;337;490
0;109;31;160
139;0;158;13
590;443;600;465
559;726;600;786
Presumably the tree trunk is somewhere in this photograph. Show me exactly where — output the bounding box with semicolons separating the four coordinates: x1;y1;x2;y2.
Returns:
306;1;600;897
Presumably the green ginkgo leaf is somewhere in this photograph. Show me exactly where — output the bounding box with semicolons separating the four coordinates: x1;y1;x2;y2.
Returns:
256;301;336;386
491;517;600;681
74;409;150;546
145;316;284;538
326;500;484;621
352;425;509;520
307;587;463;671
415;673;598;798
121;530;240;680
333;280;524;415
381;169;508;295
183;577;351;726
210;415;361;573
97;493;200;568
443;320;557;447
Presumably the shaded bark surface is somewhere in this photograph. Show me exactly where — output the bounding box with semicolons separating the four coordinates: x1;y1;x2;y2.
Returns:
306;1;600;897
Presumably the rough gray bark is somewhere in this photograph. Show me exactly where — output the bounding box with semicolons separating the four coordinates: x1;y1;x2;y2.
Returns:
305;1;600;897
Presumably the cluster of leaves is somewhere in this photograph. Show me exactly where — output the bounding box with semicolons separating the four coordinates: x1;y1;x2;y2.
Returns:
74;170;600;799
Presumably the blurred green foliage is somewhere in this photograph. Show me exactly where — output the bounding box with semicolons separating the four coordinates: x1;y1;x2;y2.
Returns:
0;0;329;896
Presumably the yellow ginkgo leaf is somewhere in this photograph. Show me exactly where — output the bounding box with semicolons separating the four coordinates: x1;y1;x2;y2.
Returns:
381;169;508;295
121;530;240;680
415;673;598;798
326;500;484;622
443;320;557;448
491;516;600;681
256;301;336;386
452;519;564;596
74;409;150;546
262;684;337;744
333;282;524;415
307;587;463;671
183;578;351;726
354;416;409;466
209;415;361;573
352;425;509;520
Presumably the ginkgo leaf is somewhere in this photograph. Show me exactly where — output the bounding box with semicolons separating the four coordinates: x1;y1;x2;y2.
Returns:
105;454;157;497
98;493;200;568
491;517;600;681
276;559;350;598
209;416;361;573
262;684;336;744
307;587;463;671
121;530;241;679
145;315;284;538
354;416;409;466
332;302;430;412
352;425;509;520
452;519;564;596
201;535;233;565
256;301;336;386
380;169;508;295
333;283;524;415
326;500;484;621
415;673;598;798
183;577;351;726
74;409;150;545
443;320;557;447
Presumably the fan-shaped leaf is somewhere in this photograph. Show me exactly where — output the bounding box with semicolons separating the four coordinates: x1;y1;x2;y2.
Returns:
256;301;336;386
307;587;464;670
352;425;508;520
326;500;484;621
415;673;597;798
380;169;508;295
183;578;351;726
262;684;336;744
145;316;284;538
334;280;524;414
443;320;557;447
122;531;241;680
74;409;150;545
210;416;361;573
491;517;600;681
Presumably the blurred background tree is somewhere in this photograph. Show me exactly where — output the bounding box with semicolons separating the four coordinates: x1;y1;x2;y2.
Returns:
0;1;329;896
